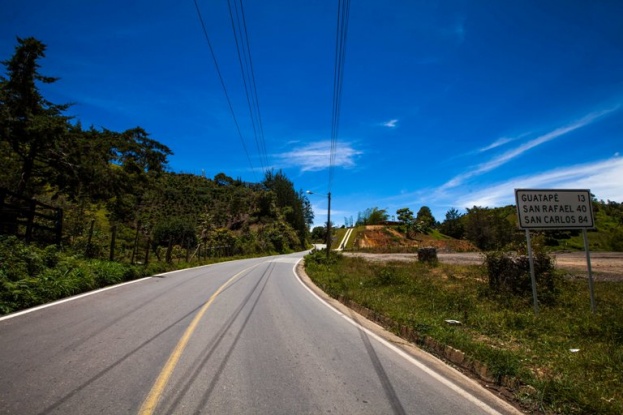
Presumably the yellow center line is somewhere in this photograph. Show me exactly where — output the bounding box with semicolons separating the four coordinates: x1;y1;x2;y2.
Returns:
138;264;261;415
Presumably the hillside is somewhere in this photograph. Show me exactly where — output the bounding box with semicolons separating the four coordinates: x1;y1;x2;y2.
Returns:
349;225;478;253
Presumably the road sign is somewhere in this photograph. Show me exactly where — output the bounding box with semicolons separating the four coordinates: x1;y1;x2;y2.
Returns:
515;188;597;314
515;189;594;230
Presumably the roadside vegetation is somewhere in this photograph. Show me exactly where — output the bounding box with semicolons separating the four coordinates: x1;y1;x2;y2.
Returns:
0;36;314;316
305;250;623;415
0;235;273;315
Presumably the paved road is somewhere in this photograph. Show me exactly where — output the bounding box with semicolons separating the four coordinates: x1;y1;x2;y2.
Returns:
0;252;520;414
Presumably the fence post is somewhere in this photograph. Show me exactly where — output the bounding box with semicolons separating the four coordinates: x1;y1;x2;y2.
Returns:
131;223;140;264
0;189;5;235
85;219;95;257
25;198;37;244
144;236;150;266
109;225;117;261
55;208;63;247
166;236;173;263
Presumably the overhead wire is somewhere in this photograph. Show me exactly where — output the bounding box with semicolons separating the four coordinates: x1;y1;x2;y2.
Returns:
328;0;351;192
235;0;270;171
192;0;258;180
226;0;267;172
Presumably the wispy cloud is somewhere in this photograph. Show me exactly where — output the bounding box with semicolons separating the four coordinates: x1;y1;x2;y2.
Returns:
441;107;619;190
275;140;362;172
452;156;623;209
382;119;398;128
477;136;515;153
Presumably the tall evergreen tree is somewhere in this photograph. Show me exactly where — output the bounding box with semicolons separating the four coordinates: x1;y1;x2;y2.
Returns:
0;37;70;195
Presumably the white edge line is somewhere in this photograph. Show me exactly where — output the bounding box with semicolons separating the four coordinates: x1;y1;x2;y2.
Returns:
0;263;222;322
0;276;153;322
291;258;510;415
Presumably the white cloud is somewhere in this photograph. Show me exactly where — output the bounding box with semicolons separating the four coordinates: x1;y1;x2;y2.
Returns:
478;136;515;153
276;140;362;172
382;119;398;128
441;106;619;190
452;157;623;209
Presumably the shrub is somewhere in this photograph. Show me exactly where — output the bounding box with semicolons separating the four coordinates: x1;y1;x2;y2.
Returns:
375;266;405;286
417;247;438;264
88;260;127;286
485;251;560;305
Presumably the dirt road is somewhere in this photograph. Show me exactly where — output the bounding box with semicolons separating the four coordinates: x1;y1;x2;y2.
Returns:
342;251;623;281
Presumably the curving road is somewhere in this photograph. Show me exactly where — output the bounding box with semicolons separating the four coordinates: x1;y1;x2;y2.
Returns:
0;252;520;414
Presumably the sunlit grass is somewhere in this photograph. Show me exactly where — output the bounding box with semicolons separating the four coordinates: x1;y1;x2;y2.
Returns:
305;251;623;415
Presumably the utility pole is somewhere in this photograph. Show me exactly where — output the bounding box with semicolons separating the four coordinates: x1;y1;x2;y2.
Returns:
326;192;331;260
306;190;332;259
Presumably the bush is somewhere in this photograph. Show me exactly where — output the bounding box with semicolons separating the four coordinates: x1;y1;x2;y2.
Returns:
88;260;128;286
418;247;438;264
485;251;560;305
375;266;405;286
0;236;45;280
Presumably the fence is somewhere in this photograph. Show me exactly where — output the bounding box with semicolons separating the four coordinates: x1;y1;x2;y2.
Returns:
0;188;63;246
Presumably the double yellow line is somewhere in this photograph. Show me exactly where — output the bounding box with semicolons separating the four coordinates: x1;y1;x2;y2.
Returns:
138;264;258;414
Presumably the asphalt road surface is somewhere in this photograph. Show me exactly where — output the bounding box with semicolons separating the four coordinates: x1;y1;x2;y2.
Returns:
0;252;520;414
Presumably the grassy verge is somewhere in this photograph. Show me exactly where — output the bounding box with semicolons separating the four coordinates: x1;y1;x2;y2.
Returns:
304;251;623;415
0;236;270;315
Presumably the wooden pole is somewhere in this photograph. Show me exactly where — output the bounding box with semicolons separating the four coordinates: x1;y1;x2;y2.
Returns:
583;229;596;313
525;229;539;315
109;225;117;261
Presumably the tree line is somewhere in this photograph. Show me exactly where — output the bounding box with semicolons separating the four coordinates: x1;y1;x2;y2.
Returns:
343;201;623;252
1;37;313;260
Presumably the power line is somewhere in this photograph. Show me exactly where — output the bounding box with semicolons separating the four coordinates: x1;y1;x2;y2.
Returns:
226;0;269;172
328;0;351;192
236;0;269;171
193;0;257;180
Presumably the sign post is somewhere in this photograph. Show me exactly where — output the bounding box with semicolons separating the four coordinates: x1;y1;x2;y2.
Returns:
515;189;596;313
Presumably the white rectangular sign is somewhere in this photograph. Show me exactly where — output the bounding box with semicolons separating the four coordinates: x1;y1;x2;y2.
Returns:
515;189;594;229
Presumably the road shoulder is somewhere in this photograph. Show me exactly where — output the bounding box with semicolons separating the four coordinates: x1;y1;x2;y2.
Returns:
295;260;525;415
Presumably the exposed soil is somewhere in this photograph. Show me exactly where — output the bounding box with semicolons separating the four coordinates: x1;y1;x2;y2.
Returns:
342;251;623;281
353;226;477;252
345;226;623;281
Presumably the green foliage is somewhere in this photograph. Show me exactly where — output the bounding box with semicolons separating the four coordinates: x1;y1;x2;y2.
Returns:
356;207;389;226
0;37;71;196
439;207;465;239
484;251;560;305
464;205;520;250
310;226;326;242
152;218;197;249
1;38;312;261
396;207;415;236
444;200;623;253
415;206;436;232
262;170;312;249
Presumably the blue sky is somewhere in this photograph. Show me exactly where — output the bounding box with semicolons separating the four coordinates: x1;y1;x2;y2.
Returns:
2;0;622;227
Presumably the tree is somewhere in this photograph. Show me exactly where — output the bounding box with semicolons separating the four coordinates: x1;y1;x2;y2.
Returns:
262;170;310;248
356;207;389;226
415;206;436;233
310;226;326;242
0;37;71;195
396;207;415;236
464;206;518;250
439;207;465;239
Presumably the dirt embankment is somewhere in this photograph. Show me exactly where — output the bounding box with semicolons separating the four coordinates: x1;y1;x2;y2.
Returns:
354;226;477;252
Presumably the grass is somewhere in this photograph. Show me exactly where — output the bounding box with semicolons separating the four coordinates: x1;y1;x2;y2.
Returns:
304;251;623;415
333;227;347;248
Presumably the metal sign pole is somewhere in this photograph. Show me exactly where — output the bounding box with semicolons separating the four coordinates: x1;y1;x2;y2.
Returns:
525;229;539;315
582;229;596;313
